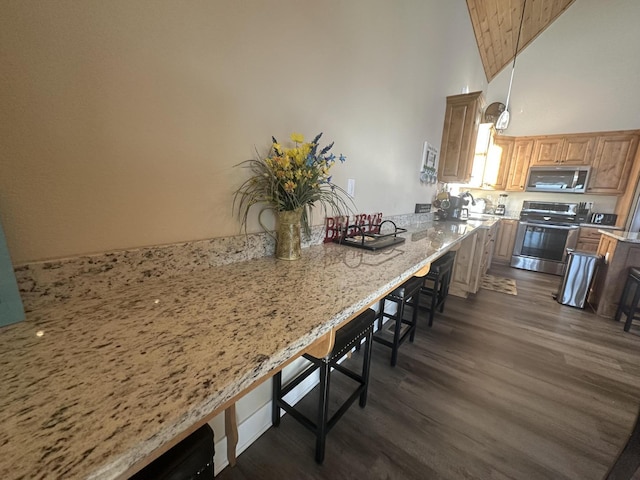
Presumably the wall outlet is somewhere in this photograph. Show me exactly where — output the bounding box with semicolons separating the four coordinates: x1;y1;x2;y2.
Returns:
347;179;355;198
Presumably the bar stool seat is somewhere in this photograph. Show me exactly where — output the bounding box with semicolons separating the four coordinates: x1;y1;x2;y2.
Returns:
616;267;640;332
419;251;456;326
272;308;376;464
373;275;424;366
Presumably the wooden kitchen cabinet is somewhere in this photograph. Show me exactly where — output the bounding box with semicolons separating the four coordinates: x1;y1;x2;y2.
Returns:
450;222;498;298
530;134;595;166
505;138;534;191
479;221;498;278
438;91;484;184
530;137;565;166
493;219;519;264
587;133;638;195
561;135;596;164
486;135;514;190
576;227;602;253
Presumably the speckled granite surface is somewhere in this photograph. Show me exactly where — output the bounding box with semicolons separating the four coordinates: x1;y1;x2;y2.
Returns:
0;215;485;480
600;229;640;243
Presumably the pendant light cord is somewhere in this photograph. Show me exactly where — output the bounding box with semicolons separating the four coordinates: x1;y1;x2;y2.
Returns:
504;0;527;109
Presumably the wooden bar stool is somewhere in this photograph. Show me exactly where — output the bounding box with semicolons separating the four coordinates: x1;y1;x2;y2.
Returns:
420;251;456;327
373;275;424;366
272;308;376;464
615;267;640;332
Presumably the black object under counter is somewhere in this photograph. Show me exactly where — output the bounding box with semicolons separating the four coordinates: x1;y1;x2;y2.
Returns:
129;424;214;480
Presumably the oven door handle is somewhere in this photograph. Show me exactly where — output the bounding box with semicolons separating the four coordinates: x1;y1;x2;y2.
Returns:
519;221;579;230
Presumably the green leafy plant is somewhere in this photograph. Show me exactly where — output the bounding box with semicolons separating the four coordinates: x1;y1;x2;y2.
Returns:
233;132;352;237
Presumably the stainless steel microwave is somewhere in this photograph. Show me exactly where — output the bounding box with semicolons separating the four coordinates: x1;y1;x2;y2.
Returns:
525;165;591;193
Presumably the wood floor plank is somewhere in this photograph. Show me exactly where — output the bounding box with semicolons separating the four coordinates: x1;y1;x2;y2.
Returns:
216;265;640;479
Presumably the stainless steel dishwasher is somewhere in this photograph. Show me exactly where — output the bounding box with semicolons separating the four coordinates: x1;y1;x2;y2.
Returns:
555;250;601;308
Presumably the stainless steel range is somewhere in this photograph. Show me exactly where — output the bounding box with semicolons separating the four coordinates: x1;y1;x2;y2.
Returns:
511;201;588;276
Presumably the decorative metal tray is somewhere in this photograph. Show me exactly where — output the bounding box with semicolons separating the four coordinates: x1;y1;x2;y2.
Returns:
334;220;407;251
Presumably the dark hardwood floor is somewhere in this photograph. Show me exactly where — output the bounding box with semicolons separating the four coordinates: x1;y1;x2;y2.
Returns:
216;265;640;479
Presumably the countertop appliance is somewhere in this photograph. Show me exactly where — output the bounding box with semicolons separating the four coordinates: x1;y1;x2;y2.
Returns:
334;219;406;250
495;194;508;216
434;195;469;222
525;165;591;193
511;201;584;276
554;250;601;308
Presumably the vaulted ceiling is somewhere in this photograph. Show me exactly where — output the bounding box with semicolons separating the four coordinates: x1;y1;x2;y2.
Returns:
466;0;576;81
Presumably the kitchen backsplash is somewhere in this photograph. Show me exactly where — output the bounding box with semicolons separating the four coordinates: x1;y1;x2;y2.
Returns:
465;189;618;216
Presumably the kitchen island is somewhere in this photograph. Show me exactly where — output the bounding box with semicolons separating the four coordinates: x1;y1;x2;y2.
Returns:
0;217;496;479
590;229;640;318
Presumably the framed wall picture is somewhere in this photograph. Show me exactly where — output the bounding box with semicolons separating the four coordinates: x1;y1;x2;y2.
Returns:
420;141;439;184
0;222;25;328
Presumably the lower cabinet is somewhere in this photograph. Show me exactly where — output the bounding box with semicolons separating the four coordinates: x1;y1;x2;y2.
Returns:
493;219;519;264
450;222;498;298
588;235;621;317
576;227;602;253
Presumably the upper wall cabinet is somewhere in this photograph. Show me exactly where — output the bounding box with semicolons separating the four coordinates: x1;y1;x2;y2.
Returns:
438;91;484;184
530;134;595;166
562;135;596;164
587;133;639;195
488;135;515;190
531;137;564;166
505;138;534;191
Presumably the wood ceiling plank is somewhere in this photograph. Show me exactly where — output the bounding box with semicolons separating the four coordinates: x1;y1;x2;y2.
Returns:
466;0;576;81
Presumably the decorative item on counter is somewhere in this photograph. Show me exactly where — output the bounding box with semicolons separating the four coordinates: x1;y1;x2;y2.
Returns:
234;132;351;260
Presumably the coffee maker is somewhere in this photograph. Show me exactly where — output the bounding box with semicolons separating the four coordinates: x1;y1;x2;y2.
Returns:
435;195;468;221
495;194;508;216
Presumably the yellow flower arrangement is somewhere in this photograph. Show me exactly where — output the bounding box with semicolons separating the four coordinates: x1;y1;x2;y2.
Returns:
234;132;351;237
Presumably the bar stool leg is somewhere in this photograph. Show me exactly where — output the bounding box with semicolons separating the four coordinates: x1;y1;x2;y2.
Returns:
624;284;640;332
429;276;440;327
439;270;451;313
390;299;405;367
616;278;633;323
315;361;331;464
272;371;282;427
409;292;420;342
360;328;373;407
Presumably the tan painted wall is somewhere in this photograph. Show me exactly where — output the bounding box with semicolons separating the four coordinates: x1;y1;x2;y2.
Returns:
0;1;486;263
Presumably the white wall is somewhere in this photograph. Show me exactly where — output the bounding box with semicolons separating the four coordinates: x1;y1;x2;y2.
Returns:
0;0;485;263
486;0;640;136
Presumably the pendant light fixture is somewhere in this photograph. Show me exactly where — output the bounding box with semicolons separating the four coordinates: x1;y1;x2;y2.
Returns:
495;0;527;132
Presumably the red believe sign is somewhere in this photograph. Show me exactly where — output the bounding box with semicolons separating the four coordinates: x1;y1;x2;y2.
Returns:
324;212;383;243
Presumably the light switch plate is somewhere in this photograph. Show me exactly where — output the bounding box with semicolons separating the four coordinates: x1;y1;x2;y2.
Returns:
347;179;355;198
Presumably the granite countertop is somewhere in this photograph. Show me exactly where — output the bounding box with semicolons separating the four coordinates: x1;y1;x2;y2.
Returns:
600;230;640;243
0;219;491;480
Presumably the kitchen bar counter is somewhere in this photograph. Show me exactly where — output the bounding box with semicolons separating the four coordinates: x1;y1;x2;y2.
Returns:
590;229;640;318
600;229;640;243
0;218;492;480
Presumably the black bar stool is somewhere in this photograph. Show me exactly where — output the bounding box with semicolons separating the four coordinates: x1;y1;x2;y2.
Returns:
615;267;640;332
373;275;424;366
272;308;376;464
420;251;456;327
129;423;214;480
